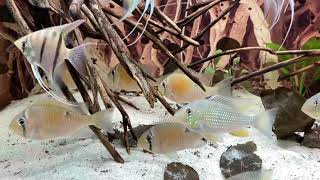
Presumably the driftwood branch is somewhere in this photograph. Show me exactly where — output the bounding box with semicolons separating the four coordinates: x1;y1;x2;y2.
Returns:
279;61;320;80
188;46;320;68
6;0;32;35
65;60;125;163
231;55;310;85
87;0;157;107
104;9;206;91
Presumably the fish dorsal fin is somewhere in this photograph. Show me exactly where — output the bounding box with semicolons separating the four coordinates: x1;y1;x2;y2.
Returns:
56;19;85;37
32;97;87;114
207;77;232;97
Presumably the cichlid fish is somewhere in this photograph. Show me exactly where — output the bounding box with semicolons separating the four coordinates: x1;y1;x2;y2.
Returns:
226;169;273;180
14;20;100;105
168;95;277;143
138;123;207;154
158;73;232;104
264;0;295;49
9;98;114;140
301;92;320;120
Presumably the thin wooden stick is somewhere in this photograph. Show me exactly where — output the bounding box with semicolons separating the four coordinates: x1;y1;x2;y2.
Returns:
231;55;309;85
65;60;124;163
88;0;157;107
173;0;240;54
188;46;320;67
279;61;320;80
6;0;32;35
103;9;206;91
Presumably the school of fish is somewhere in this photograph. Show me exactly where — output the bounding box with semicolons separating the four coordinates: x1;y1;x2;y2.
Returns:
8;1;316;179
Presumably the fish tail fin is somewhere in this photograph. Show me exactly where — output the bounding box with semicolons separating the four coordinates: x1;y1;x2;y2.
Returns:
127;0;154;46
207;77;232;97
68;42;107;77
91;108;115;134
254;108;278;138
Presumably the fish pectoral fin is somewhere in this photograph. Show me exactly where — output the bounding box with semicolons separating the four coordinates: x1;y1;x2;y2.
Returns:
203;132;224;144
229;129;250;137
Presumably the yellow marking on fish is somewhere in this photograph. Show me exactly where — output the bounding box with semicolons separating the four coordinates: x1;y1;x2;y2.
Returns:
168;74;193;96
229;129;250;137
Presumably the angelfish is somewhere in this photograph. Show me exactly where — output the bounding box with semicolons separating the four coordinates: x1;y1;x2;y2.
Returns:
158;73;232;104
14;20;98;105
301;92;320;120
9;98;115;140
168;95;277;143
138;123;207;154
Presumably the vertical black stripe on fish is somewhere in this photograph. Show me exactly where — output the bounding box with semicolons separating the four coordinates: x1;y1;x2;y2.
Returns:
39;36;48;63
146;131;153;151
52;33;63;74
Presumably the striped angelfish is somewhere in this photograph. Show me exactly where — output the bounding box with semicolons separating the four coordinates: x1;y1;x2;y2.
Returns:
14;20;101;105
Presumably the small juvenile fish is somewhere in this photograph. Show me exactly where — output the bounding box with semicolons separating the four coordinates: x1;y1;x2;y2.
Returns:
301;92;320;120
158;73;232;104
168;95;277;143
226;169;273;180
9;98;114;140
138;123;207;154
104;63;140;92
14;20;100;105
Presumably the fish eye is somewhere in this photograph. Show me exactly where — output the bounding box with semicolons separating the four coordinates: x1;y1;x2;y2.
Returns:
162;82;167;88
186;108;192;115
111;69;116;76
18;117;25;126
146;134;152;142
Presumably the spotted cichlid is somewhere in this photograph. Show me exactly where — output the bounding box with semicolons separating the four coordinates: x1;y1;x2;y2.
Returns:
158;73;232;104
168;95;277;143
301;92;320;120
9;98;114;140
138;123;207;154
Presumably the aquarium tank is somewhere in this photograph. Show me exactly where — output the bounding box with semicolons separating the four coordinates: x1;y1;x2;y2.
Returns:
0;0;320;179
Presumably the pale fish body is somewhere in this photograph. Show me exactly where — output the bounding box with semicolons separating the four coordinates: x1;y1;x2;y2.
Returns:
301;92;320;120
138;123;207;154
226;169;273;180
169;95;277;141
14;20;100;105
158;73;232;104
106;64;140;92
9;98;114;140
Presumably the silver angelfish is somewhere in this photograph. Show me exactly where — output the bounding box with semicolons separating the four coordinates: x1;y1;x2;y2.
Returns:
14;20;101;105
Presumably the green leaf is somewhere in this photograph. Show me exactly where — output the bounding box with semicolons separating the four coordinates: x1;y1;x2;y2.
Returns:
265;43;294;61
302;37;320;50
204;67;215;74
